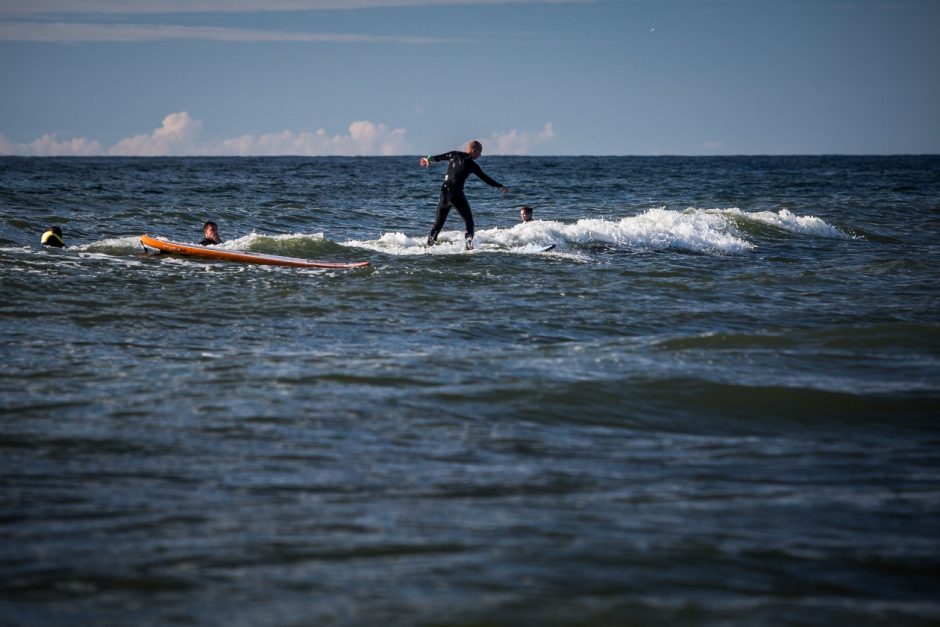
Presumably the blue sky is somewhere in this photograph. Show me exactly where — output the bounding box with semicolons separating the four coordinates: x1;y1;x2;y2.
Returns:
1;0;937;156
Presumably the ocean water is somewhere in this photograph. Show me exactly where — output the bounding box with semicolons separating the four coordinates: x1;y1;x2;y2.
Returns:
1;155;939;626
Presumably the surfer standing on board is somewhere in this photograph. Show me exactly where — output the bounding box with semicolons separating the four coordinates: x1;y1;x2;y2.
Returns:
200;221;222;246
420;140;508;250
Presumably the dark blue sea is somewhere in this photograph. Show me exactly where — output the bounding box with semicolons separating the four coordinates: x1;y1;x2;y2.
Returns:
1;155;939;626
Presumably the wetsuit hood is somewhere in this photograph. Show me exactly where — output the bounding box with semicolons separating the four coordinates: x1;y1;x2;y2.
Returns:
41;229;66;247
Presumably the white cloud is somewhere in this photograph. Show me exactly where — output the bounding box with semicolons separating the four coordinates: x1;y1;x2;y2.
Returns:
0;132;104;156
108;111;202;156
2;115;557;156
487;122;556;155
0;112;409;156
0;21;455;44
214;120;408;156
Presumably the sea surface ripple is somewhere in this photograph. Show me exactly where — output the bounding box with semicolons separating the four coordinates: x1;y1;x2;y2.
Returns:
1;156;939;626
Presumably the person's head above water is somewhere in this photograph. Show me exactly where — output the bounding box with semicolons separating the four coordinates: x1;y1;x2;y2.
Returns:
201;221;221;245
466;140;483;159
41;225;65;247
519;206;534;222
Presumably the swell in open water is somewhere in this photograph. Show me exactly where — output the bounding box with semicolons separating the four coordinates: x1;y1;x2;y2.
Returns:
1;156;939;625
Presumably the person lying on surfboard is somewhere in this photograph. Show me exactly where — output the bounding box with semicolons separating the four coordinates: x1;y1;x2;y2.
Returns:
199;221;222;246
419;140;509;251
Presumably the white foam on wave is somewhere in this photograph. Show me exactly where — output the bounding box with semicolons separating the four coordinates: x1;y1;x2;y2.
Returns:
74;231;327;253
220;231;326;250
77;235;143;252
717;208;849;239
0;245;33;254
344;223;580;258
29;209;844;262
599;208;753;253
346;208;754;257
21;235;150;268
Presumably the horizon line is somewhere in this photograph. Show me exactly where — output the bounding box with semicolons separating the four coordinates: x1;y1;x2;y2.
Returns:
3;153;937;158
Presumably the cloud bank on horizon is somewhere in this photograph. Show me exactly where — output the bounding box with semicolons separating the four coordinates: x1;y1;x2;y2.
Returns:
0;112;557;157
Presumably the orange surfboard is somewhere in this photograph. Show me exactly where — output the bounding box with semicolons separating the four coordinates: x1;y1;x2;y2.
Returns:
140;234;370;269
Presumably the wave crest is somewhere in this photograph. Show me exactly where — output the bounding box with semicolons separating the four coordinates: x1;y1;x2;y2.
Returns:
346;207;843;257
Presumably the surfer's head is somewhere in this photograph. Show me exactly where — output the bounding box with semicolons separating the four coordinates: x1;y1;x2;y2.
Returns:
202;221;221;245
466;140;483;159
520;206;533;222
41;226;66;247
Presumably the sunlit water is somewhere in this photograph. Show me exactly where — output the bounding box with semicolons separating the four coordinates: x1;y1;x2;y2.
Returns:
2;156;939;625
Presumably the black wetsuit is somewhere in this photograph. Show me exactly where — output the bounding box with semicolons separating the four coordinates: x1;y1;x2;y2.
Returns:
199;237;222;246
426;151;503;246
41;230;65;248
